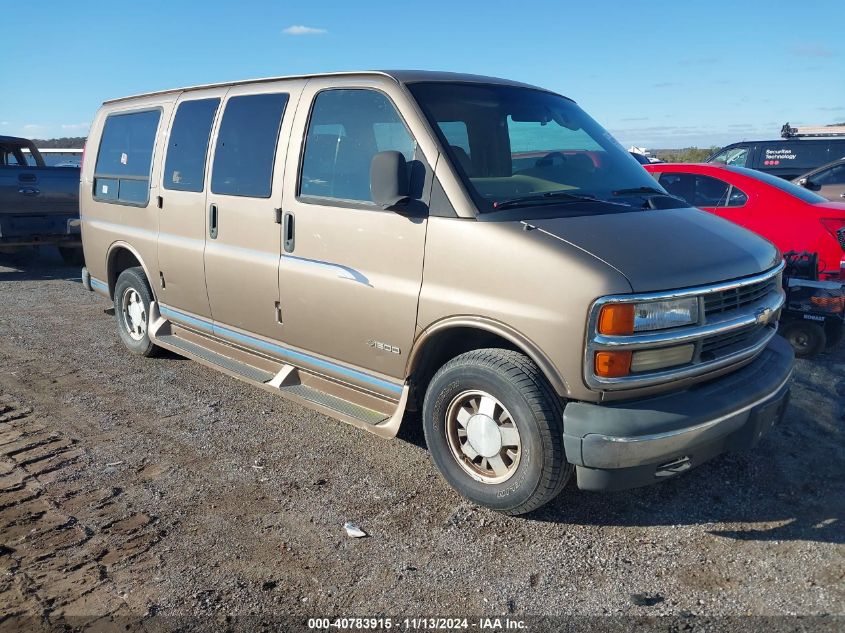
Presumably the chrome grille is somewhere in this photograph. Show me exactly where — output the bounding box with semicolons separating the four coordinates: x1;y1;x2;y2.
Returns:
704;278;778;316
837;227;845;251
700;324;768;361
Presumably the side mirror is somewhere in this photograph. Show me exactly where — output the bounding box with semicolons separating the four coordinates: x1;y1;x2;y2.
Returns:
370;151;409;208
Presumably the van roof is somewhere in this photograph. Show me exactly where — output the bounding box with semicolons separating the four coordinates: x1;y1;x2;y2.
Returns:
724;138;845;146
103;70;554;105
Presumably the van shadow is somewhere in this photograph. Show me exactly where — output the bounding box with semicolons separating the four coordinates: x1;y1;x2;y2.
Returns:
530;356;844;544
0;247;82;282
399;355;843;545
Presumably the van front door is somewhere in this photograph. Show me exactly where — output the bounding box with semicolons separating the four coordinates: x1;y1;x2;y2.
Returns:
157;88;226;318
277;80;433;396
203;82;303;341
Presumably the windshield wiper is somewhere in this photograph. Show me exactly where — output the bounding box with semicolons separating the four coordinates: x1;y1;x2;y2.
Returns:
493;190;604;210
611;186;668;196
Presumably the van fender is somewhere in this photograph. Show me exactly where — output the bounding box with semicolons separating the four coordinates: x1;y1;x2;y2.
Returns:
407;316;570;397
105;240;158;301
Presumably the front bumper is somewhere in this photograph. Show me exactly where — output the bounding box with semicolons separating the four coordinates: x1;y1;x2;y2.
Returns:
563;334;794;491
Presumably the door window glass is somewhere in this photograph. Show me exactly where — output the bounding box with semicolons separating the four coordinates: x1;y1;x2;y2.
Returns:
300;89;416;202
710;146;749;167
693;175;730;207
659;173;736;207
211;93;288;198
813;164;845;185
658;173;695;204
94;109;161;205
164;98;220;192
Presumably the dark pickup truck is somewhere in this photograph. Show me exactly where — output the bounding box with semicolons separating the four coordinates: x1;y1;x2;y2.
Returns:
0;135;82;265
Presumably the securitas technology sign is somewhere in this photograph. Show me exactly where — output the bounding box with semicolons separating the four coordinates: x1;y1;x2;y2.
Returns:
763;148;796;166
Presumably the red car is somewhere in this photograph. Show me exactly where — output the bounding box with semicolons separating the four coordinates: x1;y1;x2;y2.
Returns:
644;163;845;280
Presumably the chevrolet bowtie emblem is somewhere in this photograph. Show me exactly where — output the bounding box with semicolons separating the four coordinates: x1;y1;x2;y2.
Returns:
755;306;774;325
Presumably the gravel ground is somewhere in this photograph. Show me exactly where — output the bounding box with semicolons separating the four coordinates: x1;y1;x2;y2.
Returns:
0;247;842;630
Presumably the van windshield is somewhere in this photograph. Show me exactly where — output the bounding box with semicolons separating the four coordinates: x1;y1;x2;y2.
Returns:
408;82;667;213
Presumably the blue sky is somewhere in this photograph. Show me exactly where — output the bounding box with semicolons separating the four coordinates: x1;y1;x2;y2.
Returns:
1;0;843;148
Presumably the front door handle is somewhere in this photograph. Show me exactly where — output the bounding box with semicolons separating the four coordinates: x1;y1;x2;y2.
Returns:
283;212;295;253
209;203;218;239
18;187;40;195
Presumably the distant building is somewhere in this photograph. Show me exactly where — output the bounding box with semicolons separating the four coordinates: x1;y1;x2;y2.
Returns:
628;146;653;158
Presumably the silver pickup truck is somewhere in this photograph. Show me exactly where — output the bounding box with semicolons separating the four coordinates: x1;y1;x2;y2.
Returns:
0;135;82;264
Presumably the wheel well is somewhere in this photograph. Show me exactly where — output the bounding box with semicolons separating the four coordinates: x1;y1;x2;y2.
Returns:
107;247;143;299
407;327;523;411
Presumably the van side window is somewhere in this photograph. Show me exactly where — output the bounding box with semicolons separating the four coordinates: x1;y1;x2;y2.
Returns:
300;89;415;202
164;98;220;192
93;109;161;205
211;93;289;198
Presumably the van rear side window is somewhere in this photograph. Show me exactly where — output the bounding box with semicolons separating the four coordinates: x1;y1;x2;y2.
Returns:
94;109;160;205
211;93;288;198
164;98;220;192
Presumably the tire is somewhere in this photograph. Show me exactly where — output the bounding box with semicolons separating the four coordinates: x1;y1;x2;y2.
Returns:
113;267;158;357
58;246;84;267
781;321;826;357
422;348;571;515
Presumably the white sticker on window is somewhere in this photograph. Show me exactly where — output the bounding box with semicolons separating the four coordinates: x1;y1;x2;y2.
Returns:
120;152;128;165
101;184;109;194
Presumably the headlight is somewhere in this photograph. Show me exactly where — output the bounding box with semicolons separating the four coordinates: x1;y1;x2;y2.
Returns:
598;297;699;335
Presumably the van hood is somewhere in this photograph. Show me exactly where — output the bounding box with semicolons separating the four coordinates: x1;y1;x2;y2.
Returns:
530;207;781;293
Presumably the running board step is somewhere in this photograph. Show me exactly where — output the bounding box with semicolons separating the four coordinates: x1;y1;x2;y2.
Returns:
279;383;389;426
157;334;275;383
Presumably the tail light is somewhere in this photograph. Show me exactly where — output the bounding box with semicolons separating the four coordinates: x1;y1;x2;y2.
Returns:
810;294;845;313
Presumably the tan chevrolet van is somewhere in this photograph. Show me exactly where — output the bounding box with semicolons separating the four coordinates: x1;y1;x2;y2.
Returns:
80;71;793;514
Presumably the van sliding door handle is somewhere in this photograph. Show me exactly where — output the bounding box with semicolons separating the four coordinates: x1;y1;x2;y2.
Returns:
283;212;295;253
209;203;219;239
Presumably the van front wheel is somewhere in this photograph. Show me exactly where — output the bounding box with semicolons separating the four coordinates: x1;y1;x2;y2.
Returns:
113;267;158;357
422;349;570;515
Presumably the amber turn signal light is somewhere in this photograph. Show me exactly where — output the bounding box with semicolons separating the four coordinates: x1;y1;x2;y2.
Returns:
594;350;632;378
598;304;635;335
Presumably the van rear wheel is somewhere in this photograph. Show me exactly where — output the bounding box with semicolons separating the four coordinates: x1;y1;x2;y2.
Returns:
113;267;158;357
422;349;570;515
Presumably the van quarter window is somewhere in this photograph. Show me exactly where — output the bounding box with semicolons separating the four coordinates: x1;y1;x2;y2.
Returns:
210;93;288;198
300;89;415;202
93;109;161;205
163;98;220;193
